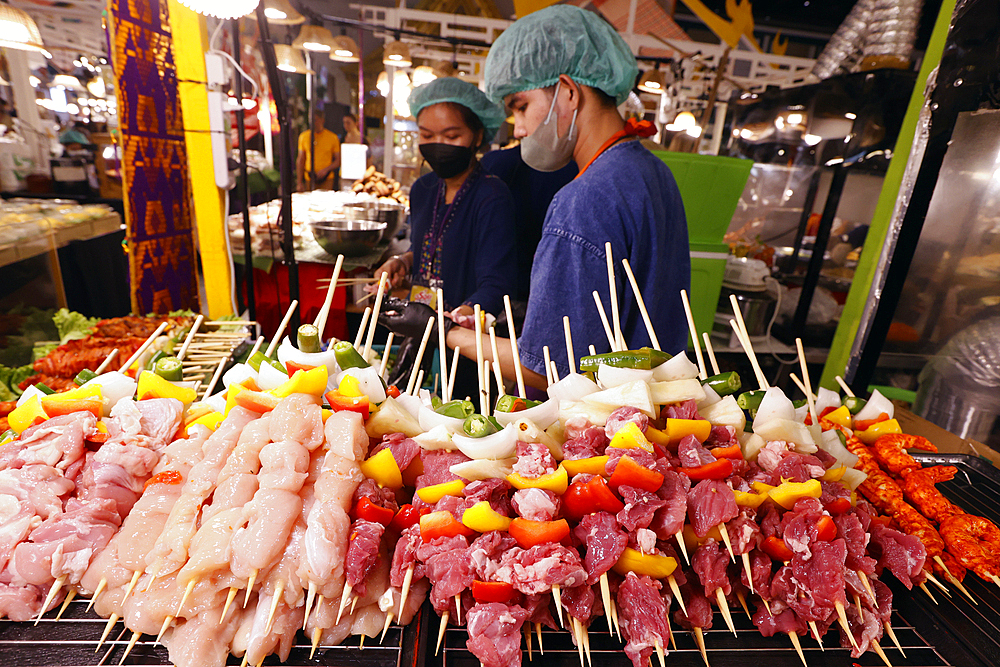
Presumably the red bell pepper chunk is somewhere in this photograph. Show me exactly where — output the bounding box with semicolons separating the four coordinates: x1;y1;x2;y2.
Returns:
709;444;743;460
353;497;395;526
819;405;838;419
471;580;516;604
824;497;852;515
508;518;570;549
386;385;401;399
87;430;110;444
144;470;183;490
762;535;795;562
815;515;838;541
325;390;370;420
679;458;734;481
285;360;316;376
854;413;890;432
608;456;664;494
389;503;428;533
420;510;474;542
562;476;625;521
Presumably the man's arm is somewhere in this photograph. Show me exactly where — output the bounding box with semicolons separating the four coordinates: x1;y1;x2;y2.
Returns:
445;326;548;391
296;149;307;191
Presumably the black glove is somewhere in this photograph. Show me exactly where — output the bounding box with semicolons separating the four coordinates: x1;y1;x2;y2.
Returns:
378;296;453;340
386;335;427;389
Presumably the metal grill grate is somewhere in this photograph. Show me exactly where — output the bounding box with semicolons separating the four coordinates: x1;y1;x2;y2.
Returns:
0;597;418;666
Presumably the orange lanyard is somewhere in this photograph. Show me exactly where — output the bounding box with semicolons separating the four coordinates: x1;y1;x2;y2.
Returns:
575;118;658;179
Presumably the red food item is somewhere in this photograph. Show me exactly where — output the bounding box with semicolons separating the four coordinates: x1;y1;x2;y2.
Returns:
815;515;838;541
471;580;516;604
508;518;570;549
825;497;852;515
42;396;103;419
389;503;428;533
145;470;183;490
608;455;664;493
563;476;625;521
353;497;395;525
854;413;890;432
325;390;370;419
386;385;401;399
420;510;474;541
679;458;733;480
762;535;795;562
709;444;743;460
285;360;316;375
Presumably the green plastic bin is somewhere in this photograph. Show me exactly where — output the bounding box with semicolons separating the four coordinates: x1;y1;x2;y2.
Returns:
690;242;730;338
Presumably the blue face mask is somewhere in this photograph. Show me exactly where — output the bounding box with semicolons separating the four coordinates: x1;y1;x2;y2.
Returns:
520;80;578;173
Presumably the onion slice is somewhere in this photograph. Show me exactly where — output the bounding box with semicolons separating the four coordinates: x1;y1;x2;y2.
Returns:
222;364;258;390
256;362;289;391
334;367;386;403
452;424;519;460
855;389;894;422
597;365;654;388
493;398;558;430
276;337;340;375
753;387;795;431
418;405;466;434
652;352;698;382
546;373;600;403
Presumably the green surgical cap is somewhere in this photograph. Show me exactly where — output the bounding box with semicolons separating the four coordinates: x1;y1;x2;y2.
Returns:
484;5;638;106
408;77;507;141
59;129;89;145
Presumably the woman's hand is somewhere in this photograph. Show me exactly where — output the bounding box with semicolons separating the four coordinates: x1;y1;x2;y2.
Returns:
372;253;411;291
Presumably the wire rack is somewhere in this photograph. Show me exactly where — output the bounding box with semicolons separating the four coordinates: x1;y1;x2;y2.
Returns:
0;596;418;667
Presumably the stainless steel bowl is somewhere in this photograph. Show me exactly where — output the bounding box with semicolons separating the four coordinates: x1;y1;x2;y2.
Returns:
310;219;387;257
343;201;407;240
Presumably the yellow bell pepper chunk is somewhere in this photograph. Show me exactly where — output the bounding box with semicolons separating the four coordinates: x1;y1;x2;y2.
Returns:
822;465;847;482
359;448;403;489
856;419;901;444
188;411;225;431
751;481;775;495
338;374;364;397
612;548;678;579
224;382;248;416
7;395;48;434
321;408;333;423
52;384;103;401
271;365;329;399
768;479;822;510
734;489;769;509
663;418;712;444
137;371;197;405
416;479;467;504
682;523;721;552
822;405;852;429
644;426;669;447
95;420;109;436
461;501;512;532
562;456;610;477
0;429;15;445
506;464;569;495
607;422;654;453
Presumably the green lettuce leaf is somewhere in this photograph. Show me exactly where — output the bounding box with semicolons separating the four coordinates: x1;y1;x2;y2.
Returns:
0;364;33;401
53;308;98;345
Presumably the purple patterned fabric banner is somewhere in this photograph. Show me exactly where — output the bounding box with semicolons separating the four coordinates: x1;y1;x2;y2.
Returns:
111;0;198;313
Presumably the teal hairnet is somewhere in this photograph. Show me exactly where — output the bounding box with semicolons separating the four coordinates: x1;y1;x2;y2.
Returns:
484;5;638;106
408;77;507;142
59;129;89;145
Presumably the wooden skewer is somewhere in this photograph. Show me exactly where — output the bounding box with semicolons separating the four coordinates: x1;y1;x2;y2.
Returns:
118;630;141;665
990;573;1000;589
176;314;204;361
579;617;592;667
120;321;170;372
314;255;345;335
87;578;107;612
788;631;806;667
674;532;690;565
489;329;504;400
244;570;257;608
202;354;230;398
718;523;736;562
336;584;353;624
94;348;119;375
933;555;975;603
667;575;686;616
155;615;173;644
454;593;462;626
121;570;141;605
435;611;449;655
599;573;614;634
543;346;554;385
729;319;768;390
397;564;415;626
378;332;395;381
622;258;661;351
535;622;544;655
503;295;526;398
550;361;560;383
858;571;877;606
353;307;371;351
201;320;256;326
680;289;707;380
310;627;322;659
605;243;625;351
666;613;675;650
571;617;585;667
589;344;597;356
411;370;425;395
35;575;66;624
702;332;720;376
872;641;894;667
405;317;436;396
854;592;864;617
563;316;576;374
923;570;951;597
794;339;818;425
693;627;709;667
246;336;264;360
222;587;239;625
835;375;855;397
436;288;449;400
264;581;284;633
918;582;938;604
808;620;823;649
95;613;119;652
355;290;377;305
474;304;487;415
448;345;461;402
741;552;755;595
54;589;76;621
610;596;622;640
363;273;389;360
884;621;906;657
654;638;666;667
835;600;858;650
551;584;564;628
265;300;299;357
175;579;196;616
592;291;617;351
381;612;395;642
524;623;532;661
736;590;751;619
716;588;737;636
315;276;376;285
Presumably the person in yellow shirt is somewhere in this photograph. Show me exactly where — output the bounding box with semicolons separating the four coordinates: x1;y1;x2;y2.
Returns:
297;107;341;191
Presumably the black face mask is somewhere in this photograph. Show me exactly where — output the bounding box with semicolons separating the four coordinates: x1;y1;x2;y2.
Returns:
420;142;474;179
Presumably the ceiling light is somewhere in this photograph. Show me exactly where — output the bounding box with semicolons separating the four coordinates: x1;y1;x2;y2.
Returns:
293;24;336;52
249;0;305;24
330;35;360;62
412;65;437;87
665;110;697;132
0;3;45;53
637;69;666;95
28;75;40;87
52;74;85;91
845;112;856;120
803;133;822;146
274;44;312;74
383;41;412;67
178;0;260;19
786;112;804;125
87;77;106;98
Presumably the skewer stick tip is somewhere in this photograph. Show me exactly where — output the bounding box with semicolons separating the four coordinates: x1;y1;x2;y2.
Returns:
718;523;736;562
667;575;686;617
244;570;257;608
87;578;107;613
835;600;859;650
381;612;394;643
872;641;894;667
336;584;353;625
716;588;737;637
693;627;709;667
788;631;807;667
536;622;544;655
435;611;449;655
808;620;824;650
118;630;141;665
551;584;564;628
741;552;755;595
155;615;173;644
310;627;322;660
55;589;76;621
884;621;906;657
95;613;118;652
35;574;66;625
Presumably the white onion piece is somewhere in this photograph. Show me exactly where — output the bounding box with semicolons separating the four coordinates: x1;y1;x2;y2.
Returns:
493;398;558;430
652;353;699;382
418;405;466;434
450;457;516;481
414;425;456;451
818;429;859;469
597;365;654;388
276;336;340;375
546;373;600;403
753;387;796;431
205;392;227;414
395;394;424;420
855;389;894;422
256;362;289;391
793;404;808;423
335;366;386;403
223;364;258;390
16;384;45;407
452;424;519;460
82;371;136;405
697;383;722;408
815;387;841;417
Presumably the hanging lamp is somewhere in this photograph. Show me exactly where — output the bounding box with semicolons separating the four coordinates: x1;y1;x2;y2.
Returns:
330;35;360;62
0;1;45;53
293;24;337;52
177;0;259;20
637;68;666;94
274;44;313;74
383;40;412;67
249;0;305;25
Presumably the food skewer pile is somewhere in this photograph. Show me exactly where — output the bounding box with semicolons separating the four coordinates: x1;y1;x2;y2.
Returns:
0;249;996;667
